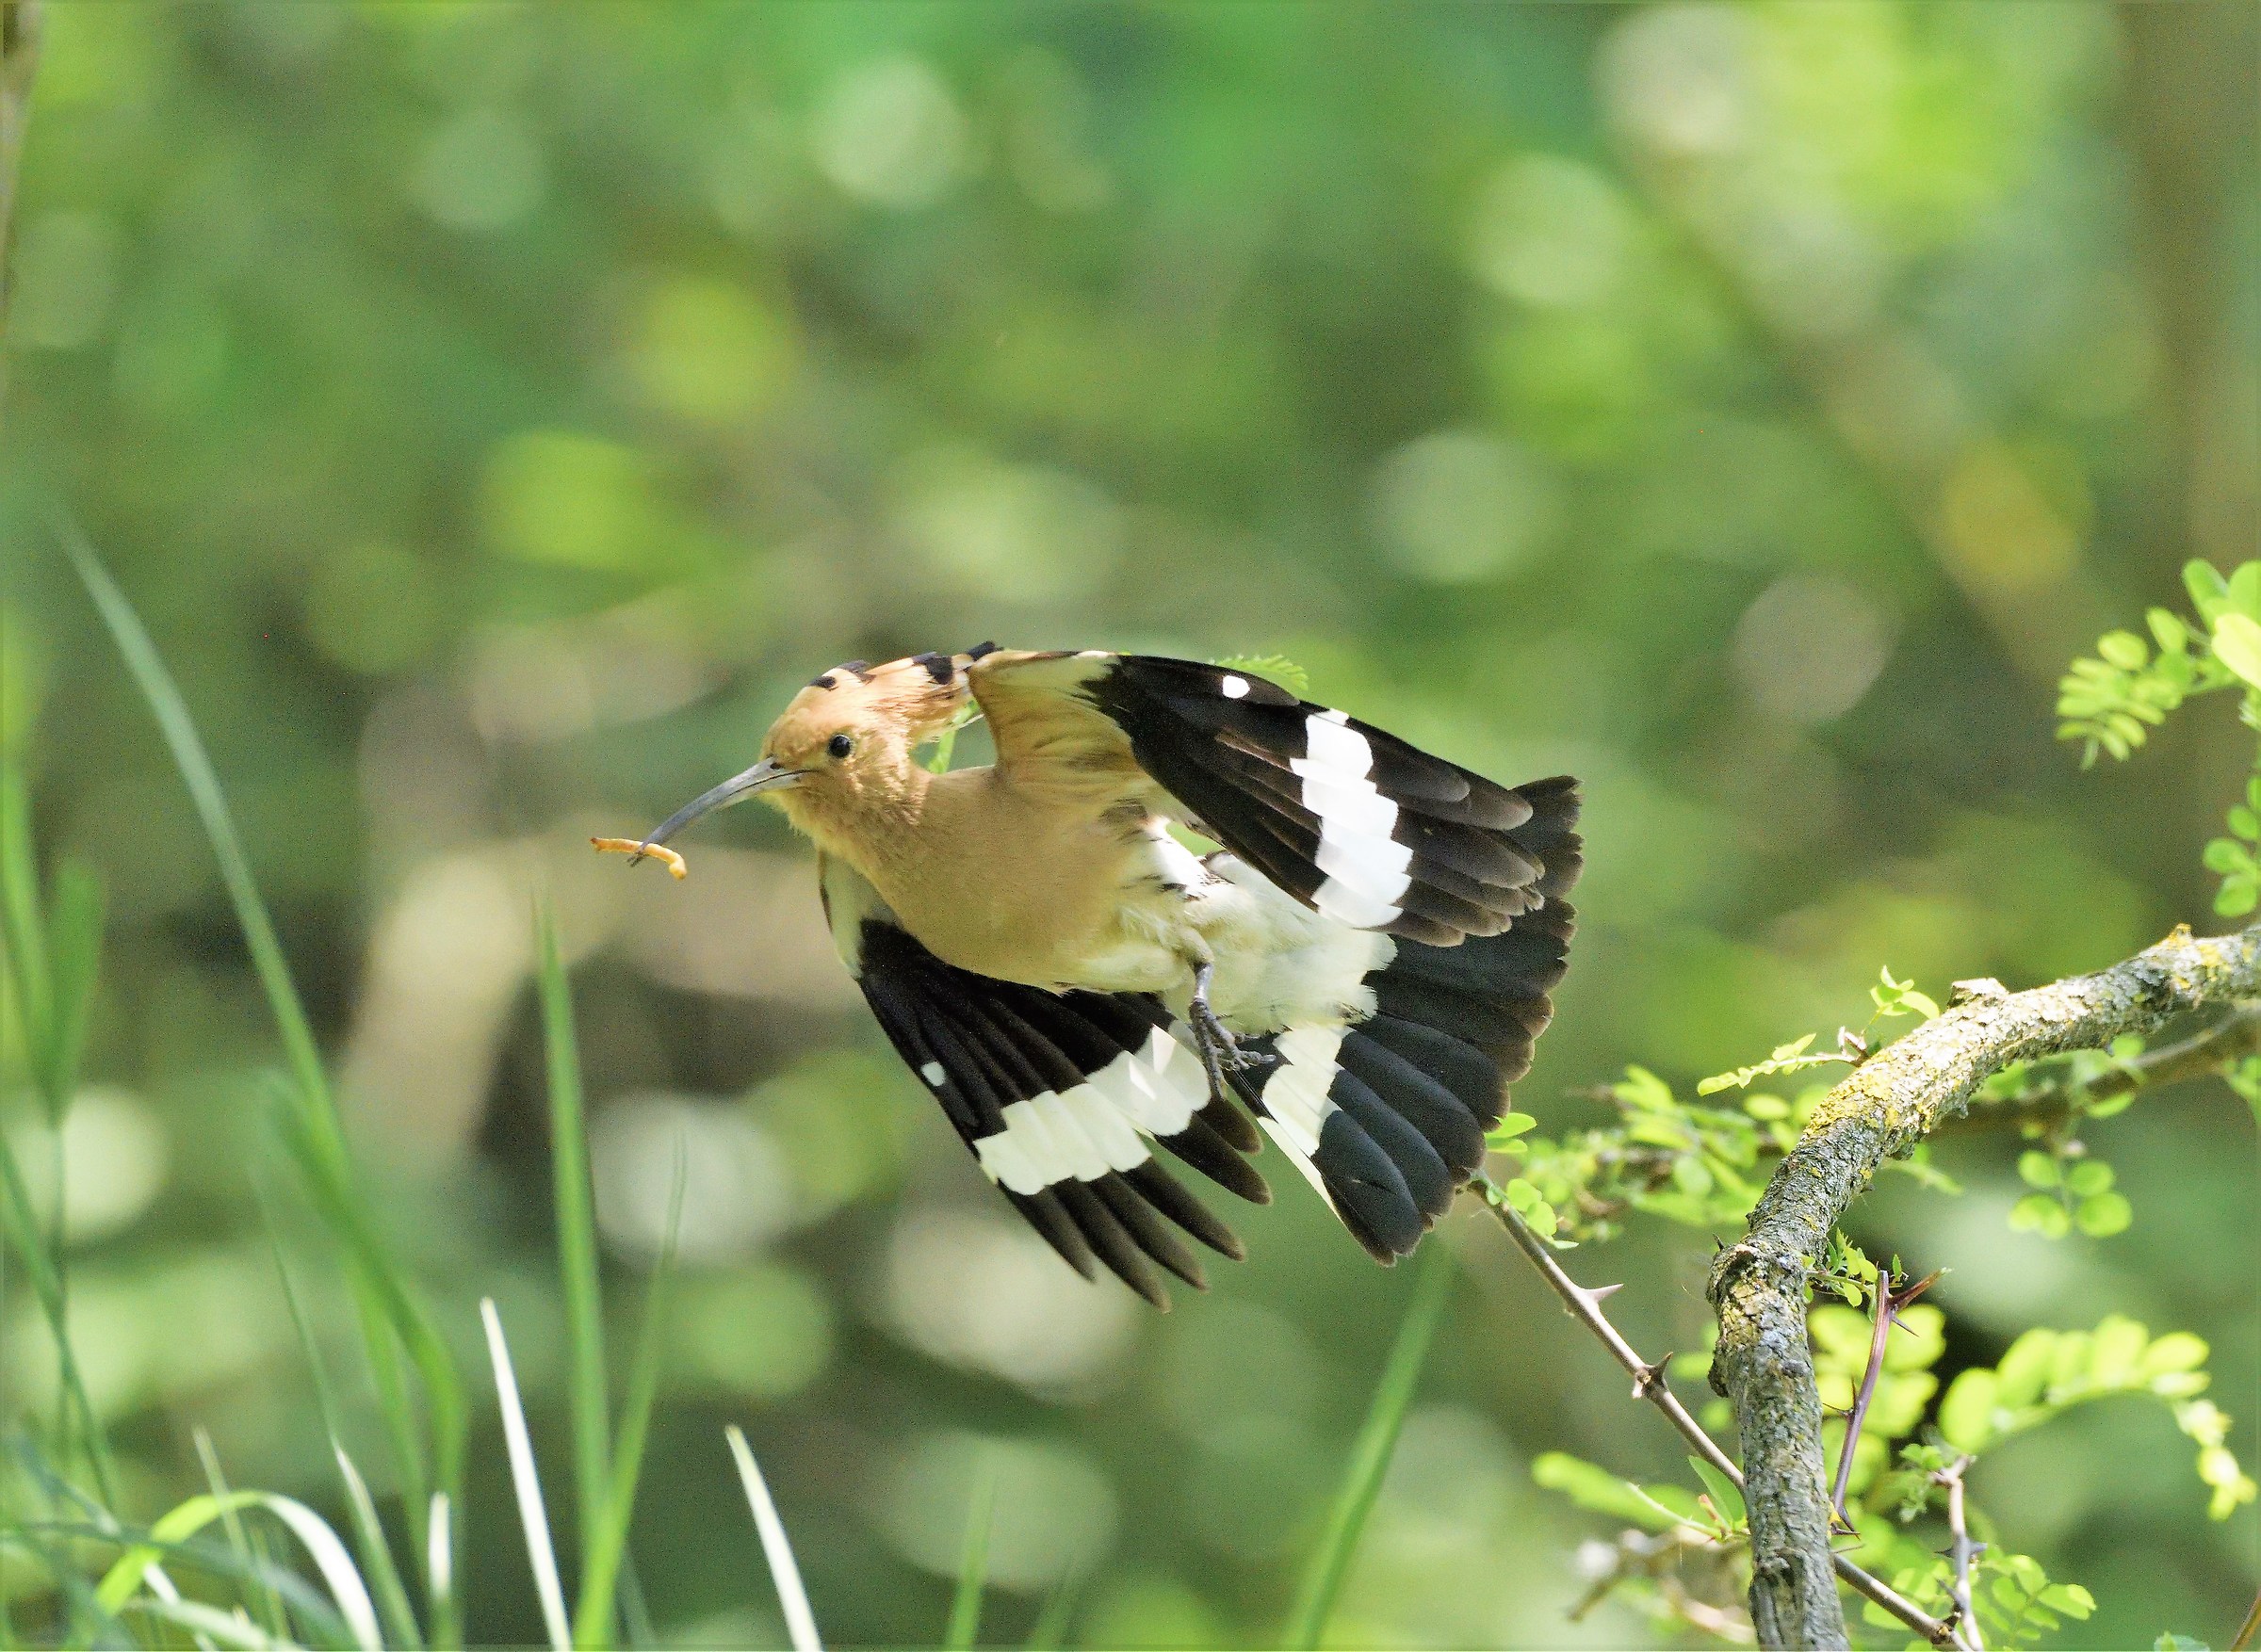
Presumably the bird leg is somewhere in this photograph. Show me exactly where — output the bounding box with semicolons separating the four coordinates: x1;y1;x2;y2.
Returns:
1187;961;1252;1106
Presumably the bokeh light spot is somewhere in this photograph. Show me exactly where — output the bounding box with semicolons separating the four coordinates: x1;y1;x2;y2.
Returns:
811;57;969;210
877;1430;1116;1592
1731;573;1895;725
478;429;658;569
412;107;547;231
1370;429;1559;584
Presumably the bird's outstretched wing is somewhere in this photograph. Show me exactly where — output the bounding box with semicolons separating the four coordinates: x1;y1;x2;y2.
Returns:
819;854;1268;1307
968;650;1583;947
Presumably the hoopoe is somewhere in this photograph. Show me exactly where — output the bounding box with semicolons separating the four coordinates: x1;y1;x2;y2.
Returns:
622;647;1581;1306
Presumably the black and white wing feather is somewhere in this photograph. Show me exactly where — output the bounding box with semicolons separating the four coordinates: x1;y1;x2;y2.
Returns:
969;651;1581;947
820;854;1268;1306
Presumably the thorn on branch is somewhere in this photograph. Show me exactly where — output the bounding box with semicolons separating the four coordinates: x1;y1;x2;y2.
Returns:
1633;1355;1673;1400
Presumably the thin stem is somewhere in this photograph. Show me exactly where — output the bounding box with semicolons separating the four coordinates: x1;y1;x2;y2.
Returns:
1931;1456;1983;1652
1472;1180;1960;1649
1830;1269;1940;1526
2228;1587;2260;1652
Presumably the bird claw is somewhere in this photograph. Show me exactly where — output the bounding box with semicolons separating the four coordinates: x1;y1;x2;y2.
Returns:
1189;998;1253;1073
1186;964;1255;1108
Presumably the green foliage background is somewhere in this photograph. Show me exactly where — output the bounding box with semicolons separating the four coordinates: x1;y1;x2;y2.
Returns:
2;3;2254;1646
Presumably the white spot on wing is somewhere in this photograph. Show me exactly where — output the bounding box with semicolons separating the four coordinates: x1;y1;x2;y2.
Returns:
919;1061;948;1087
1221;674;1250;700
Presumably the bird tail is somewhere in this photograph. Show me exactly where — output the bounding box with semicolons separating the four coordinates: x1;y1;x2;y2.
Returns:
1242;776;1580;1262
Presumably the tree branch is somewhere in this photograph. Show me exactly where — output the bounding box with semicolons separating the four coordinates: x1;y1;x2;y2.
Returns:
1474;1182;1960;1649
1942;1001;2261;1134
1707;923;2261;1650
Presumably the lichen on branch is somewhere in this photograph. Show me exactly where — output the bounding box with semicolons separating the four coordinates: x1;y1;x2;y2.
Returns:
1706;922;2261;1650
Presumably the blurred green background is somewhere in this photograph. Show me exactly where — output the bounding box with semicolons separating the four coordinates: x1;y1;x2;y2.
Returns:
2;2;2255;1646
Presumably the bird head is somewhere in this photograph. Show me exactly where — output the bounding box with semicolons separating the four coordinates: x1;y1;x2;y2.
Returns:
629;649;982;860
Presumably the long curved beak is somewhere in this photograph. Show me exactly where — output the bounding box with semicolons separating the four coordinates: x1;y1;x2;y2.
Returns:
629;757;801;862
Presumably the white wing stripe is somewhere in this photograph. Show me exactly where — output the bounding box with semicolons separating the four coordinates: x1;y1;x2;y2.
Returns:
1261;1027;1342;1157
970;1031;1202;1192
1295;713;1409;929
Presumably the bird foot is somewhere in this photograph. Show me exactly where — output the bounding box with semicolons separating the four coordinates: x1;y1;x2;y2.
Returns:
1186;964;1253;1109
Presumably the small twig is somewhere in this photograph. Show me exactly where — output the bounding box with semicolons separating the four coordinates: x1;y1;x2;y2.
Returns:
2230;1586;2260;1652
1931;1456;1984;1652
1472;1180;1959;1649
1830;1267;1942;1526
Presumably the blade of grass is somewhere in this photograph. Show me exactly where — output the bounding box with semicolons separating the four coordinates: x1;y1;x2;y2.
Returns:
94;1490;382;1651
192;1428;289;1647
0;760;53;1051
573;1143;684;1649
945;1466;995;1651
38;861;103;1112
332;1446;423;1652
426;1494;451;1640
0;1124;113;1503
265;1163;434;1650
618;1557;656;1650
269;1087;448;1559
724;1426;821;1652
60;517;464;1625
58;523;331;1152
536;899;610;1609
482;1298;571;1652
0;761;114;1505
1023;1567;1082;1652
1280;1240;1456;1650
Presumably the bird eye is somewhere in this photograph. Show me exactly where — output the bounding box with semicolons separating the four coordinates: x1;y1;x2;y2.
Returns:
827;733;854;759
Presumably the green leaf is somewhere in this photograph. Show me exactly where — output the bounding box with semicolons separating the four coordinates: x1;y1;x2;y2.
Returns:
1211;653;1310;699
2139;1332;2209;1380
1939;1369;1999;1452
1530;1454;1687;1532
2017;1150;2061;1189
2211;612;2261;688
2075;1191;2133;1238
2230;560;2261;623
1613;1065;1676;1110
2065;1159;2114;1196
1687;1456;1747;1527
2216;877;2260;916
1485;1112;1537;1145
2096;630;2148;670
2185;558;2232;622
1993;1331;2058;1410
2203;836;2246;873
2148;607;2190;653
2037;1583;2093;1619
